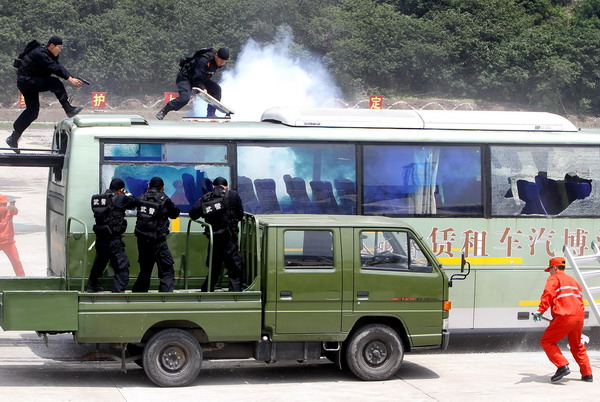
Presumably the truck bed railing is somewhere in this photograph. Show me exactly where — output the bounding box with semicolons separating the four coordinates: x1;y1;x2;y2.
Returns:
66;217;89;292
184;220;213;290
240;214;260;287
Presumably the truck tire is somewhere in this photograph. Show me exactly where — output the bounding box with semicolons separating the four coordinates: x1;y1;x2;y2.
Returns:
143;329;202;387
345;324;404;381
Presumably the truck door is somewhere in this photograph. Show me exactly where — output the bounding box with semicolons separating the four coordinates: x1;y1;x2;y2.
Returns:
354;229;445;346
275;229;342;334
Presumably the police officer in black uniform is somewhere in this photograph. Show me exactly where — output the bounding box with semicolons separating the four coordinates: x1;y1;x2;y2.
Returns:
156;47;230;120
189;177;244;292
7;36;84;153
132;177;180;292
87;178;138;293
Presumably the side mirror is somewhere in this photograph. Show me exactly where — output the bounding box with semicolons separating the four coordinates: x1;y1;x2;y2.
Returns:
449;253;471;287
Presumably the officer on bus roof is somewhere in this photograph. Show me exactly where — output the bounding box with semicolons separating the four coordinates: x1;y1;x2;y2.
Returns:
156;47;230;120
7;36;84;153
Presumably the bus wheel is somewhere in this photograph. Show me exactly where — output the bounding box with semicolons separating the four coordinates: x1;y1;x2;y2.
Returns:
345;324;404;381
143;329;202;387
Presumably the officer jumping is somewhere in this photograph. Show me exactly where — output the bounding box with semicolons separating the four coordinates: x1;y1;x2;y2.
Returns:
87;178;138;293
156;47;230;120
7;36;84;153
132;177;180;292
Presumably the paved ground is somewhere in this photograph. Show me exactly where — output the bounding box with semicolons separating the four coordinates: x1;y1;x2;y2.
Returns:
0;330;597;401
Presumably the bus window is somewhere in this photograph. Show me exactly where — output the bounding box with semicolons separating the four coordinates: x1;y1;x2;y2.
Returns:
101;142;230;213
237;144;356;214
363;145;482;216
491;146;597;216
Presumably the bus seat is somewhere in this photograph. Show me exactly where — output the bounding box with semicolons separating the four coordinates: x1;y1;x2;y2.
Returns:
124;176;149;197
334;178;356;214
182;173;200;204
284;174;313;213
237;176;260;213
254;178;282;213
517;180;546;214
565;181;592;202
310;181;341;214
535;172;563;215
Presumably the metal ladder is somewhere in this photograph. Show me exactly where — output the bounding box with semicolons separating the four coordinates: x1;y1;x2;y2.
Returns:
563;243;600;326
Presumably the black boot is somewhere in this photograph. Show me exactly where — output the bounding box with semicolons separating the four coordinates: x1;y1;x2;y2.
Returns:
156;108;168;120
551;365;570;382
5;131;21;154
581;375;593;382
66;105;84;118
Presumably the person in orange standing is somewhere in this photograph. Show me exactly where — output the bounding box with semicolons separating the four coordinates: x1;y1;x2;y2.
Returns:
0;195;25;276
532;256;592;382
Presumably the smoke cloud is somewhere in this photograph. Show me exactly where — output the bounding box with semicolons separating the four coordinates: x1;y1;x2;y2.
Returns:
190;26;343;121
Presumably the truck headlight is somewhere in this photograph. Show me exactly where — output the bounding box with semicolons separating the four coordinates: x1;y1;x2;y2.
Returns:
442;318;449;331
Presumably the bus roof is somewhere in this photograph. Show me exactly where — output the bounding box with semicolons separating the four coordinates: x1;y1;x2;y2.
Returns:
69;110;599;145
260;107;579;132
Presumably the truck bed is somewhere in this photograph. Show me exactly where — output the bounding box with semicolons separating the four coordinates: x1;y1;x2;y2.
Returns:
0;281;262;344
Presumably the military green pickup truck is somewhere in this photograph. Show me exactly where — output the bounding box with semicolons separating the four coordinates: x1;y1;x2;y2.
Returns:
0;214;454;387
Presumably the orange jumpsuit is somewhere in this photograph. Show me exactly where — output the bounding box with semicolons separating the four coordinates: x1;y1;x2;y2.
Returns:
537;270;592;376
0;206;25;276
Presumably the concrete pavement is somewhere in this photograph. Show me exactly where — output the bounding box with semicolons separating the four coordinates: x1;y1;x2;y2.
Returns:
0;330;597;401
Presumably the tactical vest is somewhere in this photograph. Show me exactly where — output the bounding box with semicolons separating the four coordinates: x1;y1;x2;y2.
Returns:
91;192;127;237
135;191;169;240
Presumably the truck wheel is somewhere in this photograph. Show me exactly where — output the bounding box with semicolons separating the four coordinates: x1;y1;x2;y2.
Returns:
345;324;404;381
143;329;202;387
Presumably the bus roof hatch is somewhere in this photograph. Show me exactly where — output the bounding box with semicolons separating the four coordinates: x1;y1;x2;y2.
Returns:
260;107;578;132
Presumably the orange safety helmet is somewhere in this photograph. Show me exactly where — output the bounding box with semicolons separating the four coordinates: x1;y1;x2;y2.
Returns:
545;256;566;272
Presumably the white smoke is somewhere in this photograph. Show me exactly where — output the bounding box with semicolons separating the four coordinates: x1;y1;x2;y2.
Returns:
191;26;343;121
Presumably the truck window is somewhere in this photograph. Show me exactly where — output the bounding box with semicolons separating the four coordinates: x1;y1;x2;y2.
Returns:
360;230;432;273
284;230;334;268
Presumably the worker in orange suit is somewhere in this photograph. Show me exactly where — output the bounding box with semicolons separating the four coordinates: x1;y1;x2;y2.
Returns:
0;195;25;276
532;256;592;382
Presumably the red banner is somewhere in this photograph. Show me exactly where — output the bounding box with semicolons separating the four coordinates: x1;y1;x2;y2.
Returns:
369;95;384;109
164;92;178;104
18;92;26;107
92;92;107;109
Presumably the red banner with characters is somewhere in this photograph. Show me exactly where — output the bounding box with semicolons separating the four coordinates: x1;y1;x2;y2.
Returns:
369;95;384;109
92;92;107;109
18;92;26;107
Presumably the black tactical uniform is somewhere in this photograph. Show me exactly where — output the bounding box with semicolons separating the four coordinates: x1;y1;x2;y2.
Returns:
157;48;229;119
189;178;244;292
13;41;81;139
132;186;180;292
88;187;138;293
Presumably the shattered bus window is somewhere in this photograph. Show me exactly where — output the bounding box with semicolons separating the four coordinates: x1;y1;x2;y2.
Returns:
491;146;598;216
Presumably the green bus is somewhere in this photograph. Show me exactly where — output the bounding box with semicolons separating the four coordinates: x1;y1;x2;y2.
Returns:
14;107;600;331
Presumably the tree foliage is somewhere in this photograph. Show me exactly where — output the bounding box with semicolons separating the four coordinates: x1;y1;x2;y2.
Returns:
1;0;600;113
